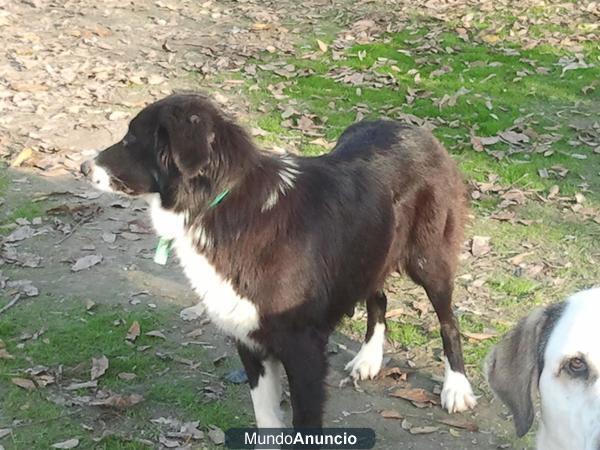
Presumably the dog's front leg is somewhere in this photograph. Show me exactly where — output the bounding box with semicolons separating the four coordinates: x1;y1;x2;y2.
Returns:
276;328;328;429
238;344;285;428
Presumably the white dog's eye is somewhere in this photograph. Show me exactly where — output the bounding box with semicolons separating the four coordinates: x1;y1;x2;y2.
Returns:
566;357;588;377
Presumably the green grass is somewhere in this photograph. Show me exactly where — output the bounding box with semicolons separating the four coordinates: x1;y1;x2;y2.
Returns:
0;169;48;232
0;170;9;195
0;296;250;449
238;24;599;201
0;300;173;379
8;201;44;221
387;321;428;348
340;312;429;350
146;380;248;429
1;388;91;449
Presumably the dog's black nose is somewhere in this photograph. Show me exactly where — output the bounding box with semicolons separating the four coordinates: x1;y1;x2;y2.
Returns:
80;161;92;177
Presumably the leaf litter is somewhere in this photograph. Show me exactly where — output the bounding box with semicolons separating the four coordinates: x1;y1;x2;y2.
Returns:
90;355;109;381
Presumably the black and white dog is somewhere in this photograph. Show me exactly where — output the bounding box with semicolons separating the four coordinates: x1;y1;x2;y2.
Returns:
486;287;600;450
81;93;476;428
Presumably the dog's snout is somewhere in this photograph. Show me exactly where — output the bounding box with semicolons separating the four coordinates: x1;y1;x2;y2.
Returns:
80;160;92;177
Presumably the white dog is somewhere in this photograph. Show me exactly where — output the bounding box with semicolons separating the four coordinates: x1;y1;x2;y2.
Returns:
486;287;600;450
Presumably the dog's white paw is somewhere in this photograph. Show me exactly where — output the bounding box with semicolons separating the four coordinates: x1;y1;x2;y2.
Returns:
180;304;204;321
344;324;385;380
441;362;477;413
345;349;383;380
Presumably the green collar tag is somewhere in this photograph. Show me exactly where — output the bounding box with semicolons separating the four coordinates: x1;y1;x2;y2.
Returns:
208;189;230;209
153;190;228;266
153;237;173;265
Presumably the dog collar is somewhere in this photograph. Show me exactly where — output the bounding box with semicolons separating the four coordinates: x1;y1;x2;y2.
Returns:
208;188;230;209
153;189;230;265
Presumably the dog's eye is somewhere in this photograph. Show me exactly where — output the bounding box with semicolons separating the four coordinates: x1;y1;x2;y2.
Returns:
122;134;137;147
566;357;588;377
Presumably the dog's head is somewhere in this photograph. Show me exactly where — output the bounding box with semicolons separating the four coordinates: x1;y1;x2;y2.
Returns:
81;93;253;208
485;287;600;450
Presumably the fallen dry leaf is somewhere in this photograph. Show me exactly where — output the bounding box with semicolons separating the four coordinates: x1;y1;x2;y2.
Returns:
471;236;491;257
159;436;180;448
380;366;408;381
509;251;535;266
91;355;109;381
90;392;143;408
181;421;204;440
71;255;102;272
11;148;33;167
380;409;403;420
470;136;484;152
145;330;166;340
390;387;439;405
437;417;479;432
385;306;411;319
409;425;439;435
0;339;13;359
462;331;497;341
12;377;36;390
5;226;35;243
6;280;39;297
499;130;529;145
65;380;98;391
51;438;79;449
117;372;136;381
207;426;225;445
479;136;501;146
316;39;328;52
126;321;141;342
102;232;116;243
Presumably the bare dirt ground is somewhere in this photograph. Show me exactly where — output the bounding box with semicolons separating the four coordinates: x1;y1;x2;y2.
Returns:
2;0;598;449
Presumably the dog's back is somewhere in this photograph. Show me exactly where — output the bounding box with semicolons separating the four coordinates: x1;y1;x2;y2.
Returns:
330;120;467;277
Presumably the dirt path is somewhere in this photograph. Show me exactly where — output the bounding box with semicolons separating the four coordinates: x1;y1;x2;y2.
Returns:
0;0;550;448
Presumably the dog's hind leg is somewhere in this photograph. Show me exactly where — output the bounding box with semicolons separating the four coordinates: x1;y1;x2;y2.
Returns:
276;328;328;428
406;250;477;413
345;290;387;380
238;344;285;428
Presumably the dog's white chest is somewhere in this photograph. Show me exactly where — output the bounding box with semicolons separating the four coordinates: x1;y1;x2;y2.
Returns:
147;197;260;346
174;235;260;345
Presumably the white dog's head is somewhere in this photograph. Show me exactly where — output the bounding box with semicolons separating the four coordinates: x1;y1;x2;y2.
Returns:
485;287;600;450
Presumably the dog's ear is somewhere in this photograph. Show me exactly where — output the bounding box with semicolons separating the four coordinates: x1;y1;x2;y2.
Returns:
159;106;215;178
485;307;548;437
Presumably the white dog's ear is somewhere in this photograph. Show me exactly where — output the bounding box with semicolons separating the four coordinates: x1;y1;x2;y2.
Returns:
485;304;564;437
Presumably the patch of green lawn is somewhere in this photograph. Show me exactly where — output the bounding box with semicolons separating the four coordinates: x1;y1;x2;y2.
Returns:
0;296;250;448
0;299;174;381
7;201;44;222
387;321;428;348
146;380;249;429
239;24;599;201
1;388;92;450
0;169;9;195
